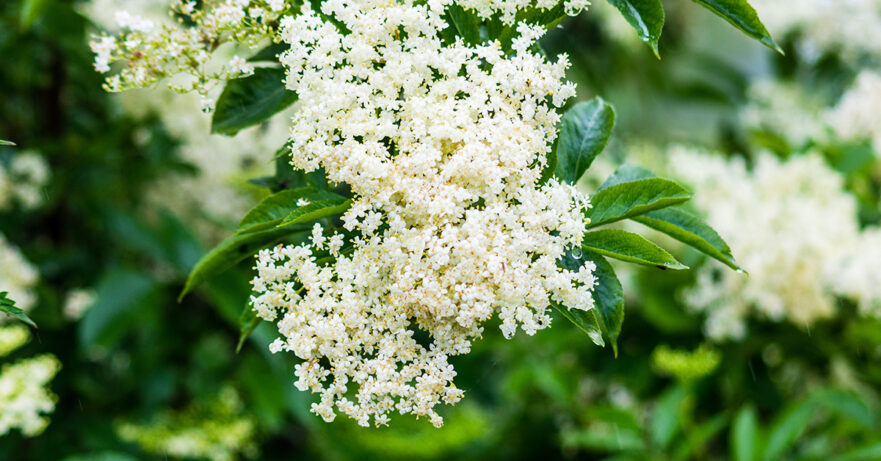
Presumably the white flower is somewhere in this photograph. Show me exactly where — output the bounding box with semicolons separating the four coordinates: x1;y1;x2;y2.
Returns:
671;147;861;340
0;355;61;437
249;0;595;427
0;151;50;211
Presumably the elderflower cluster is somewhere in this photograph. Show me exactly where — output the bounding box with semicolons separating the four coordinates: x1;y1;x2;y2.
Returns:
88;0;292;103
250;1;595;427
827;70;881;156
671;147;860;341
0;151;50;211
751;0;881;62
0;354;61;437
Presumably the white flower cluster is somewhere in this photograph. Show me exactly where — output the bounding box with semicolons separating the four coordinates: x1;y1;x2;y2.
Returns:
0;151;50;211
751;0;881;61
250;1;595;427
88;0;288;102
671;147;860;340
827;70;881;156
0;354;61;437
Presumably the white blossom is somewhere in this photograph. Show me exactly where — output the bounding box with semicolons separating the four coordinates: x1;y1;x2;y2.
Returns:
249;0;596;427
0;355;61;437
671;147;860;340
0;151;50;211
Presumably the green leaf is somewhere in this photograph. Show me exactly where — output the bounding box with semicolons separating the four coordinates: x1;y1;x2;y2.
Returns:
587;177;692;228
596;164;656;191
0;139;15;146
606;0;665;57
277;198;353;227
810;389;875;428
633;207;742;272
551;303;604;347
0;292;37;328
585;251;626;355
444;4;481;45
236;306;261;353
762;400;815;461
79;270;158;348
179;225;309;301
731;405;760;461
211;67;298;136
20;0;49;29
553;251;605;347
248;42;287;62
690;0;781;53
492;4;573;47
555;97;616;184
238;188;346;234
582;229;688;270
651;385;688;449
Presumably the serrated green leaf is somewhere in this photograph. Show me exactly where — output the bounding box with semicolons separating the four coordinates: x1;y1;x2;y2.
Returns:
690;0;781;53
236;306;261;353
633;207;742;272
731;405;760;461
0;292;37;328
277;198;353;228
556;97;616;184
607;0;665;57
179;225;310;301
586;252;625;355
238;188;346;234
583;229;688;270
211;67;297;136
588;177;692;228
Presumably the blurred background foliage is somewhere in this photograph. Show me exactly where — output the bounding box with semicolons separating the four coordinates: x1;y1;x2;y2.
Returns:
1;0;881;459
